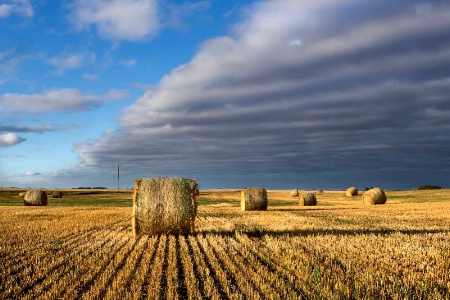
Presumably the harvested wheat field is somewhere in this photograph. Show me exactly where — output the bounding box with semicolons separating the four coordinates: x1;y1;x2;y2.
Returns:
0;188;449;299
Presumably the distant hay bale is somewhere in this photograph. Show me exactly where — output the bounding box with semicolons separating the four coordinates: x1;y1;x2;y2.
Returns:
19;192;25;197
315;190;323;194
24;190;48;206
132;177;198;236
52;191;63;198
290;189;299;197
362;187;387;205
241;188;268;211
346;187;358;197
299;192;317;206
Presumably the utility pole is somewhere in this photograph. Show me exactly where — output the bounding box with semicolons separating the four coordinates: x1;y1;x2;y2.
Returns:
117;165;120;193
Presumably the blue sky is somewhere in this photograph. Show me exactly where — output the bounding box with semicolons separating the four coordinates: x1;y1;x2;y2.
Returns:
1;0;450;190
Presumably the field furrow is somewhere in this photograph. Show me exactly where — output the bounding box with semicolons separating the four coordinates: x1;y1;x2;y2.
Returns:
23;229;127;300
145;234;167;299
215;235;304;299
2;226;126;299
187;235;225;299
205;235;263;299
178;236;202;300
80;233;137;300
196;234;242;299
126;235;159;300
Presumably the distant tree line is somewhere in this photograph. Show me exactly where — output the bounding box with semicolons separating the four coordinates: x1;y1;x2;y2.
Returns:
417;184;442;190
73;187;107;189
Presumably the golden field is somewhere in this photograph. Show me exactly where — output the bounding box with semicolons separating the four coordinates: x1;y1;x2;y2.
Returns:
0;188;449;299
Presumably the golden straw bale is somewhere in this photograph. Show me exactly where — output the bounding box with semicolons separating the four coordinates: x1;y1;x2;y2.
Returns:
24;190;48;206
299;192;317;206
52;191;63;198
241;188;268;211
290;189;299;197
132;177;198;236
346;187;358;197
362;187;387;205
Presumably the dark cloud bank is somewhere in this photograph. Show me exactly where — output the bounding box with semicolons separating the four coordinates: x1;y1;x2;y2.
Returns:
58;1;450;189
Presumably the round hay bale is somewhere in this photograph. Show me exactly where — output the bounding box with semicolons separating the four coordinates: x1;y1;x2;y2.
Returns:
346;187;358;197
241;188;268;211
315;190;323;194
19;192;26;197
290;189;299;197
132;177;198;236
24;190;48;206
362;187;387;205
299;192;317;206
52;191;63;198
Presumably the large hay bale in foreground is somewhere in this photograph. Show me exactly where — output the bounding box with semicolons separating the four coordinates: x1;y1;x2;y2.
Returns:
241;188;268;211
290;189;299;197
362;187;387;205
299;192;317;206
132;177;198;236
24;190;48;206
346;187;358;197
52;191;63;198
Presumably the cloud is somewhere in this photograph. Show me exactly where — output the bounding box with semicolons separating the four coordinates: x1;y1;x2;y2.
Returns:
0;0;33;18
82;73;98;80
25;171;42;177
0;133;26;147
0;48;28;73
0;123;63;133
164;0;210;30
120;59;137;67
69;0;450;189
0;88;128;113
46;53;86;75
71;0;159;41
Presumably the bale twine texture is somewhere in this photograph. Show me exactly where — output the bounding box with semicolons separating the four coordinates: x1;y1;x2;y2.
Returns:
24;190;48;206
362;187;387;205
346;187;358;197
132;177;198;236
241;188;268;211
299;192;317;206
52;191;63;198
290;189;299;197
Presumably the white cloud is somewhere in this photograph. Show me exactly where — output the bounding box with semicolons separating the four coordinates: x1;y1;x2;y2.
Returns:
46;53;85;75
71;0;159;41
25;171;42;176
0;133;26;147
165;0;210;30
120;59;137;67
82;73;98;80
0;48;27;73
0;5;12;17
0;0;33;18
0;88;128;113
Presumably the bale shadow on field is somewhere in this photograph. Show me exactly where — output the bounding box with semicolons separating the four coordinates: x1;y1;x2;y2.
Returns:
269;207;362;212
196;228;450;239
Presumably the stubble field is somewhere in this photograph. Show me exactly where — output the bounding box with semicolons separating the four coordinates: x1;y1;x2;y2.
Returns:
0;188;449;299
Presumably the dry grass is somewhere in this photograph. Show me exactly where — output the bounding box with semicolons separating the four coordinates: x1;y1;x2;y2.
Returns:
0;188;449;299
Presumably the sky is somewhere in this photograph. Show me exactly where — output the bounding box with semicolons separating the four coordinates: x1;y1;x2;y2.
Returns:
1;0;450;190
